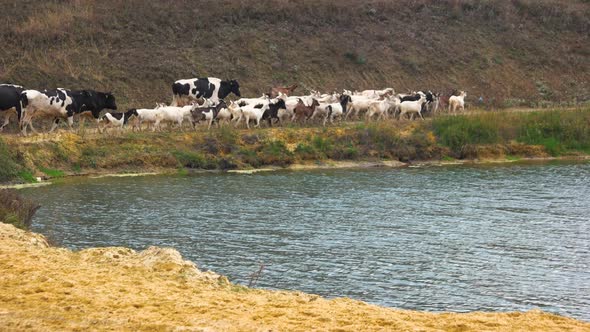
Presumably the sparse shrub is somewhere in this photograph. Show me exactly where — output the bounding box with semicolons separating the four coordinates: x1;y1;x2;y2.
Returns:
259;140;293;166
237;148;261;168
0;139;21;182
517;110;590;156
0;189;40;230
18;171;37;183
535;80;554;100
294;143;319;160
502;98;528;108
356;123;402;158
344;52;366;65
311;136;333;158
40;168;65;178
202;137;220;154
242;134;260;145
218;157;238;170
172;151;208;169
433;115;501;156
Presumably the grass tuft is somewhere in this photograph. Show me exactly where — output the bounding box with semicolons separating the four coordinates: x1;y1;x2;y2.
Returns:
0;189;40;230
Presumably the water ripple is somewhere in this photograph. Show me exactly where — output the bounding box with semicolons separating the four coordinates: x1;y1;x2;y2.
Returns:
23;161;590;321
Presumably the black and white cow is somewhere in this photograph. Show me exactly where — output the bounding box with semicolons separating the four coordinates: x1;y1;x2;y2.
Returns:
20;88;76;135
0;84;24;131
172;77;241;106
19;89;117;135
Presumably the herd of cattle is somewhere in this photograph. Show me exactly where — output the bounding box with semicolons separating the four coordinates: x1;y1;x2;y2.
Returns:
0;78;467;135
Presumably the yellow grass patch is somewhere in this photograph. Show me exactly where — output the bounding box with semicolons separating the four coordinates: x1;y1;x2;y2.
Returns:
1;222;588;331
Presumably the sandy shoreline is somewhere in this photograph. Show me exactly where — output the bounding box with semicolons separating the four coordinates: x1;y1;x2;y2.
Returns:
1;222;588;331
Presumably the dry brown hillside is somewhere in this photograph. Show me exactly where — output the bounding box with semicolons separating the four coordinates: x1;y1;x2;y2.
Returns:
1;0;589;108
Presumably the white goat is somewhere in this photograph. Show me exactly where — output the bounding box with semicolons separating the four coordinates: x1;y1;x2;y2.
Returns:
449;91;467;113
399;95;427;120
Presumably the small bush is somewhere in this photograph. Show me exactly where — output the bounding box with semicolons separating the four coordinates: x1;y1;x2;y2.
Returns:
433;116;501;156
344;52;366;65
40;168;65;178
172;151;208;169
18;171;37;183
311;136;333;158
294;143;319;160
0;139;21;182
517;110;590;155
0;189;40;230
238;148;262;168
259;140;293;166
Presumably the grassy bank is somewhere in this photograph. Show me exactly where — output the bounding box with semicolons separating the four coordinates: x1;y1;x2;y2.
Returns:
1;221;589;331
1;108;589;184
433;108;590;158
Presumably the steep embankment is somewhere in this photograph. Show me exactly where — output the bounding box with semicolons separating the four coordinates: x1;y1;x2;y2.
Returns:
0;0;589;111
1;222;588;331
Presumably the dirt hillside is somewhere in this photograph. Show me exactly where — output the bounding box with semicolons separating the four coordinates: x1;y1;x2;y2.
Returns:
0;0;589;109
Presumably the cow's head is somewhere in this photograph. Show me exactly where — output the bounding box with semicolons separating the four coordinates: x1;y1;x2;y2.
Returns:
103;92;117;110
229;80;241;97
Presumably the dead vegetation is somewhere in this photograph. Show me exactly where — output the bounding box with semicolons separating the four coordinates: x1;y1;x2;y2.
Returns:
1;222;589;331
0;0;588;110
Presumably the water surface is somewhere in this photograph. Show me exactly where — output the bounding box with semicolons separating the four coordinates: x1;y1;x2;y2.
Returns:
23;161;590;320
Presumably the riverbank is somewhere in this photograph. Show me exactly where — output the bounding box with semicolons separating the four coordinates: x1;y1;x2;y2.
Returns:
0;108;589;184
1;222;588;331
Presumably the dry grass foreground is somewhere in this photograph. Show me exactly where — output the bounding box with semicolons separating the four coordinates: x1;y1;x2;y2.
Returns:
0;223;588;332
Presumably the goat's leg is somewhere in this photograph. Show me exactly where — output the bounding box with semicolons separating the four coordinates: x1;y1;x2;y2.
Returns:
49;118;60;133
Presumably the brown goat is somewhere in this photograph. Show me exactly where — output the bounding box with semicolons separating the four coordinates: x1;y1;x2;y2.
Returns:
269;84;298;98
293;98;319;123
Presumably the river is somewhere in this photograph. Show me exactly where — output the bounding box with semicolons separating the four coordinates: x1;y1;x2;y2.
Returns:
22;161;590;320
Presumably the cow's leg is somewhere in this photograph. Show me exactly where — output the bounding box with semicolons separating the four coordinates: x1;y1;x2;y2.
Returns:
79;115;86;129
95;116;101;132
0;112;10;131
28;118;39;133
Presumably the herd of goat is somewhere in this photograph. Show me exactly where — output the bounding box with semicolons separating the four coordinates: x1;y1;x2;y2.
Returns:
0;78;468;135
